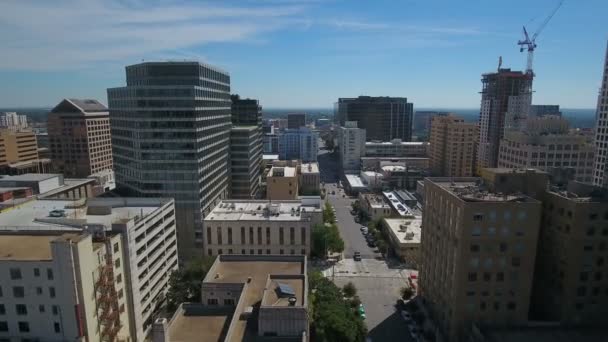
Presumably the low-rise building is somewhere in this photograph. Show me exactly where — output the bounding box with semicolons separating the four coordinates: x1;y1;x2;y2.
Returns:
203;199;323;257
358;193;392;221
365;140;428;158
267;166;298;200
0;128;50;174
0;173;97;200
0;197;178;341
153;254;308;342
383;217;421;268
299;162;320;195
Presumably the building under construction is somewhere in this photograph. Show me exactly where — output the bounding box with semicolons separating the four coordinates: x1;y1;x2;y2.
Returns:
477;68;533;170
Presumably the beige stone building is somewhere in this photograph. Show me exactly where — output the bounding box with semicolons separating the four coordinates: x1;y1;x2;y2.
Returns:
152;255;308;342
429;114;477;177
0;232;133;342
299;162;320;195
358;193;393;221
383;217;421;268
498;116;595;183
267;166;298;200
48;99;113;178
203;199;322;257
531;181;608;326
0;128;50;174
421;174;543;341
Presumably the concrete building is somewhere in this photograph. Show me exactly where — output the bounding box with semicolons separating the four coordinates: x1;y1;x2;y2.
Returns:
383;217;421;268
593;43;608;187
287;113;306;129
267;166;298;200
498;116;595;183
336;96;414;141
0;232;133;342
378;164;426;191
152;255;308;342
421;175;542;341
530;104;561;117
413;111;449;137
0;128;50;174
48;99;113;178
478;69;533;169
530;181;608;326
0;112;28;130
299;162;320;195
0;197;178;341
365;140;428;158
230;126;262;199
277;128;318;162
361;156;429;171
429;115;478;177
202;199;322;257
338;121;366;173
0;173;97;201
107;61;231;260
231;95;262;127
358;193;392;221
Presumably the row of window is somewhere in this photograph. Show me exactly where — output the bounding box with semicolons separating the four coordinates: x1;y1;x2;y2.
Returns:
0;286;56;298
8;268;53;280
0;321;61;334
207;226;307;246
208;248;306;256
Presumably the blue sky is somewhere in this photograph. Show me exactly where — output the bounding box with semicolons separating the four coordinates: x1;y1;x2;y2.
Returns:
0;0;606;109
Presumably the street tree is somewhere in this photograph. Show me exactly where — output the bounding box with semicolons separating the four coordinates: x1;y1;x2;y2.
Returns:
343;282;357;298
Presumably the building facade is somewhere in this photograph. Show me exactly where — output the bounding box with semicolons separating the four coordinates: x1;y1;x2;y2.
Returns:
287;113;306;129
231;95;262;127
498;116;595;183
478;69;532;169
338;121;366;173
593;43;608;187
203;199;323;257
358;193;393;221
0;128;49;174
299;162;320;195
0;112;28;130
267;166;298;200
277;128;318;162
530;104;561;117
421;176;542;341
230;127;262;199
107;61;231;260
383;217;421;268
48;99;113;178
336;96;414;141
413;111;449;138
429;115;478;177
365;140;428;158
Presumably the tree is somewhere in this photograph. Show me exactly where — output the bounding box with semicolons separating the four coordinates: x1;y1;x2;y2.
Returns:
166;256;216;313
343;282;357;298
401;286;414;300
349;296;362;308
323;201;336;224
376;240;388;255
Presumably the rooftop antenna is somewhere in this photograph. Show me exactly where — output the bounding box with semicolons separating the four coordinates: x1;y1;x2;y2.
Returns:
497;56;503;71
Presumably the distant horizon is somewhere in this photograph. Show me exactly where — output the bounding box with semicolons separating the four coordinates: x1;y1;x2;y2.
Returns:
0;106;597;111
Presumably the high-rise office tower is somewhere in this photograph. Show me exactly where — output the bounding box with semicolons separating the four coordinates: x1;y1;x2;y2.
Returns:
421;170;544;341
429;114;477;177
48;99;113;178
107;61;231;260
336;96;413;141
477;69;532;169
593;43;608;187
230;96;263;199
287;113;306;129
277;127;318;162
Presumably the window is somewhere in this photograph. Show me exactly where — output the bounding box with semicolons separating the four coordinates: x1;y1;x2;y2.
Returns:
280;249;284;255
258;249;263;255
250;249;254;255
207;227;212;243
290;227;295;245
577;286;587;296
503;211;511;220
49;287;56;298
36;287;42;295
507;302;516;311
113;243;119;253
33;268;40;277
480;301;486;311
208;249;213;256
13;286;24;298
241;227;245;243
0;322;7;332
10;268;22;280
483;272;491;281
228;228;233;244
468;272;477;281
266;249;271;254
266;227;271;244
18;322;29;333
279;227;285;244
496;272;504;282
257;227;262;245
0;305;4;315
38;305;45;313
499;242;507;252
52;305;59;315
470;244;480;252
16;304;27;315
228;249;233;254
487;227;496;235
473;214;483;221
249;227;254;244
54;322;61;333
512;257;521;267
301;227;306;244
224;299;235;306
116;274;122;283
47;268;54;280
218;249;223;255
217;227;223;245
207;298;218;305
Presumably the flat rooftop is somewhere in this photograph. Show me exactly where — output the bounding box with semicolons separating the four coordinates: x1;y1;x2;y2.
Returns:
205;200;321;222
0;173;60;182
300;162;319;174
0;233;85;261
383;191;414;216
361;193;390;209
366;141;427;146
0;198;171;232
262;154;279;160
384;217;422;245
268;166;296;177
427;178;536;203
169;306;233;342
345;174;366;188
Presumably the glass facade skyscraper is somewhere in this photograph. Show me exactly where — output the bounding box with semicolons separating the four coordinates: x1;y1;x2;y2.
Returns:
107;61;231;260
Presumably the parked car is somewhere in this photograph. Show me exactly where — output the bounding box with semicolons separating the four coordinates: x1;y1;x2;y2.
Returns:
400;310;412;322
354;216;360;223
367;241;376;248
354;252;362;261
360;226;368;231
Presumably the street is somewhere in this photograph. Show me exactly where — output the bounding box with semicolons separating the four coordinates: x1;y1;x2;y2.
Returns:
317;143;416;341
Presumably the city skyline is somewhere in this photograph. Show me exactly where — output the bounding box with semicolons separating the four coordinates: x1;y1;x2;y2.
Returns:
0;0;606;109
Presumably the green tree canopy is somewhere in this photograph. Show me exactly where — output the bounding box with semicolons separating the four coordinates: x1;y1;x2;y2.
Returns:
343;282;357;298
166;256;216;313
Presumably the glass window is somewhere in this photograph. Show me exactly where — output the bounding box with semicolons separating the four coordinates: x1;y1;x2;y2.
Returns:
13;286;24;298
47;268;54;280
9;268;21;280
18;322;29;333
0;322;7;332
16;304;27;315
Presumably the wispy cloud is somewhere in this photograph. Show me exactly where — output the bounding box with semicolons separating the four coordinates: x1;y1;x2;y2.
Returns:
0;0;306;70
326;18;481;36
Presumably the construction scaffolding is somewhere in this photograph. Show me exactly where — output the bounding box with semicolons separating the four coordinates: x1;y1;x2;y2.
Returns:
94;237;123;341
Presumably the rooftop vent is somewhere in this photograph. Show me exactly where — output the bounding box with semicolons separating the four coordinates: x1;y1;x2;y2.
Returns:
288;297;297;306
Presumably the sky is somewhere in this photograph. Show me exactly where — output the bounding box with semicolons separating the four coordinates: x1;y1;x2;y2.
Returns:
0;0;606;109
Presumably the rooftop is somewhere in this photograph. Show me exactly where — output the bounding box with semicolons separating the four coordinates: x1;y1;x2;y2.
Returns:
0;198;172;232
51;98;108;114
383;191;415;216
345;174;366;189
262;154;279;160
268;166;296;178
361;193;390;209
0;173;59;182
0;233;85;261
300;162;319;174
366;140;427;146
205;199;322;222
427;177;537;203
384;217;422;245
